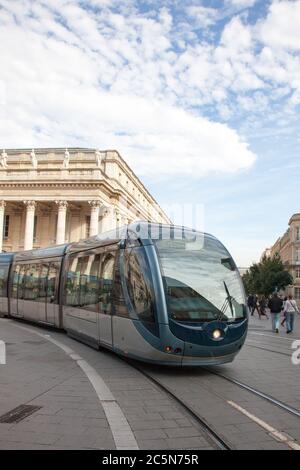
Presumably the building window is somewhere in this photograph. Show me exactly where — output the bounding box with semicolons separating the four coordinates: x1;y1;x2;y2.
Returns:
85;216;90;238
33;215;38;242
297;227;300;241
3;215;9;239
295;288;300;299
296;248;300;262
296;268;300;279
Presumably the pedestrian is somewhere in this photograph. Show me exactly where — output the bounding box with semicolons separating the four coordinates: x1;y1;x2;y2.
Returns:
247;294;254;315
281;296;287;327
251;294;260;316
259;296;269;319
268;293;283;333
283;295;299;334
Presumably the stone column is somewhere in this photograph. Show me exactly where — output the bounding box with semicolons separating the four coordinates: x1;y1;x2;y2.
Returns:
23;201;36;250
0;201;6;252
55;201;68;245
88;201;101;237
101;206;115;233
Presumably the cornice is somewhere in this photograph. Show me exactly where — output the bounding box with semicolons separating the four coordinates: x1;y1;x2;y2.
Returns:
0;182;103;188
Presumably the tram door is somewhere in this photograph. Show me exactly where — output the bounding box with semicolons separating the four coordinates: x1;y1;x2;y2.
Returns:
98;252;115;348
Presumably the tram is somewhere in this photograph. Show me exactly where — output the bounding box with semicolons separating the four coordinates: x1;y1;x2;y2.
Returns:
0;222;248;366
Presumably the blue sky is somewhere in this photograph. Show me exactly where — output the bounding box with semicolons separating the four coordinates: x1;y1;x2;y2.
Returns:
0;0;299;266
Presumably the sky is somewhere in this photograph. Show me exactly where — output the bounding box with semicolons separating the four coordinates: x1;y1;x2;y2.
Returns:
0;0;300;266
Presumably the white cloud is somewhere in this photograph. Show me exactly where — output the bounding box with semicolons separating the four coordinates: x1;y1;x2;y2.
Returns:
220;16;252;51
0;0;257;180
258;0;300;51
186;6;218;28
225;0;257;7
1;0;300;181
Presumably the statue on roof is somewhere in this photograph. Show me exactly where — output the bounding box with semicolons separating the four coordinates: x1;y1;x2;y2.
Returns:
30;149;37;169
63;148;70;168
0;149;8;168
95;149;103;168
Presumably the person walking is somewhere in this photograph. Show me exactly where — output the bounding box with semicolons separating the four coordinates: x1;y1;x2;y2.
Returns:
281;296;287;327
268;293;283;333
247;294;254;315
252;294;260;316
259;296;269;319
284;295;299;334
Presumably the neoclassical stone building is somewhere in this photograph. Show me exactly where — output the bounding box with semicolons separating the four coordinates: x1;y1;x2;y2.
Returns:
0;148;170;252
262;213;300;304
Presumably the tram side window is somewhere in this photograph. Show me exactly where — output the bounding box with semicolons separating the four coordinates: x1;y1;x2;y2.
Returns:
112;252;129;318
18;265;28;300
80;254;101;311
125;247;156;328
11;265;20;299
38;264;49;301
65;256;82;306
47;262;60;304
99;253;115;314
0;264;9;297
24;264;40;301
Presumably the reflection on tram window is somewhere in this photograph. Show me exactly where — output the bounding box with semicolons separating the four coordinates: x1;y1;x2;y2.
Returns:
65;256;81;306
125;247;156;328
0;265;9;297
79;254;100;311
24;264;41;301
38;264;49;301
18;265;28;300
155;234;246;323
47;263;59;304
11;265;20;299
99;253;115;314
11;262;60;304
113;252;128;318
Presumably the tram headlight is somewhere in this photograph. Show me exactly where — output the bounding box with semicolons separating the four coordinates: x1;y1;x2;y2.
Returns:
212;329;222;340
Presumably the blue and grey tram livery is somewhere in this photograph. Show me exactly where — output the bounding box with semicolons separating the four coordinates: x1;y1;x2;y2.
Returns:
0;222;248;366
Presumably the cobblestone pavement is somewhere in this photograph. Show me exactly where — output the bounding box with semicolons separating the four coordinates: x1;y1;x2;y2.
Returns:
0;315;299;450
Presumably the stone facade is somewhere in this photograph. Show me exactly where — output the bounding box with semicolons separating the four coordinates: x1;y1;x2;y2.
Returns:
0;148;171;252
262;213;300;304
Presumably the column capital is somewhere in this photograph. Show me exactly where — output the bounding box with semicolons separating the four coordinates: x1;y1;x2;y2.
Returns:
0;200;6;210
23;200;36;210
88;200;101;208
55;200;68;209
100;204;111;217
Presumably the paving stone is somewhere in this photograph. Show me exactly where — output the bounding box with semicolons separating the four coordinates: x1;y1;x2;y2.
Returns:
1;316;299;451
164;427;202;438
166;437;211;449
133;429;168;440
138;439;171;450
129;420;178;430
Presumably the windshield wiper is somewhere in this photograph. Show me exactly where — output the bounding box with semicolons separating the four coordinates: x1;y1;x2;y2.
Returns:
220;281;234;320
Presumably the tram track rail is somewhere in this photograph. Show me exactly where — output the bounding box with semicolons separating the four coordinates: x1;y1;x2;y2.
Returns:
127;358;300;451
245;341;291;357
203;367;300;419
126;359;232;450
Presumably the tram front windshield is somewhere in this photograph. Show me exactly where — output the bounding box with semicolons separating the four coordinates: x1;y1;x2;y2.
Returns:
154;231;246;323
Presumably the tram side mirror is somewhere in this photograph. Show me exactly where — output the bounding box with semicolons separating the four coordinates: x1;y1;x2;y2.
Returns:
221;257;235;271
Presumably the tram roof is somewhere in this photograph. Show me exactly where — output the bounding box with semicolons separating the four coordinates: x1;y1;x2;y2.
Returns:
0;253;15;263
14;244;69;262
67;221;217;254
11;222;218;261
